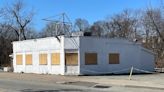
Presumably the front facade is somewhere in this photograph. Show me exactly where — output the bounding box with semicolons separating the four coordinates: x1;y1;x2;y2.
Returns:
13;36;155;75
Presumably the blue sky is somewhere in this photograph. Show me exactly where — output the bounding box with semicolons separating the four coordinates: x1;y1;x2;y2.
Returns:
0;0;160;31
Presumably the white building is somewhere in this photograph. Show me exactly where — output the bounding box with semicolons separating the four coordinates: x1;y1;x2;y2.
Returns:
12;36;155;75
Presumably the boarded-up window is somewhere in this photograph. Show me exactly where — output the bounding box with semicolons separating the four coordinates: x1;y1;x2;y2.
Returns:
85;53;97;65
51;53;60;65
109;53;119;64
65;53;78;65
25;54;32;65
39;53;47;65
16;54;23;65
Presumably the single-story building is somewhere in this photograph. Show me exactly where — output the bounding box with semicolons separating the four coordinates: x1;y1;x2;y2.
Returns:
12;36;155;75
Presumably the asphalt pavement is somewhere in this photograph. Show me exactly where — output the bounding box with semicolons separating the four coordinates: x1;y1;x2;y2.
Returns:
0;77;163;92
0;72;164;92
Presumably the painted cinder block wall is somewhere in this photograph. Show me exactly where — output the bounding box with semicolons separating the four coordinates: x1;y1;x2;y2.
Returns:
13;36;80;75
13;37;66;75
139;48;155;71
79;37;155;75
64;37;80;75
13;36;155;75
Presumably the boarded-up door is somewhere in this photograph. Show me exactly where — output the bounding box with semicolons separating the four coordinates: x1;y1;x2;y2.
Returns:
65;53;78;74
65;53;78;65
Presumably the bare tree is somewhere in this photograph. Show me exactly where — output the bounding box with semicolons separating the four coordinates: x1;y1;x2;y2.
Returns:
41;22;58;37
0;0;35;67
1;0;34;40
141;8;164;66
90;21;107;36
144;8;164;41
74;18;89;31
105;10;140;40
41;21;72;37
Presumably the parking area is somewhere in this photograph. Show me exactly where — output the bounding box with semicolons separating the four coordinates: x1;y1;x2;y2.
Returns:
0;72;164;92
0;72;163;85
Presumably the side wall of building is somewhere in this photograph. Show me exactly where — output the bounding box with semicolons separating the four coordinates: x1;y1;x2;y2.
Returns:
139;48;155;72
79;37;154;75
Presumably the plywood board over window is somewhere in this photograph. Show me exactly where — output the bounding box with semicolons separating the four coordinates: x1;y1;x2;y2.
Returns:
65;53;78;65
85;53;97;65
16;54;23;65
25;54;32;65
39;53;47;65
51;53;60;65
109;53;120;64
